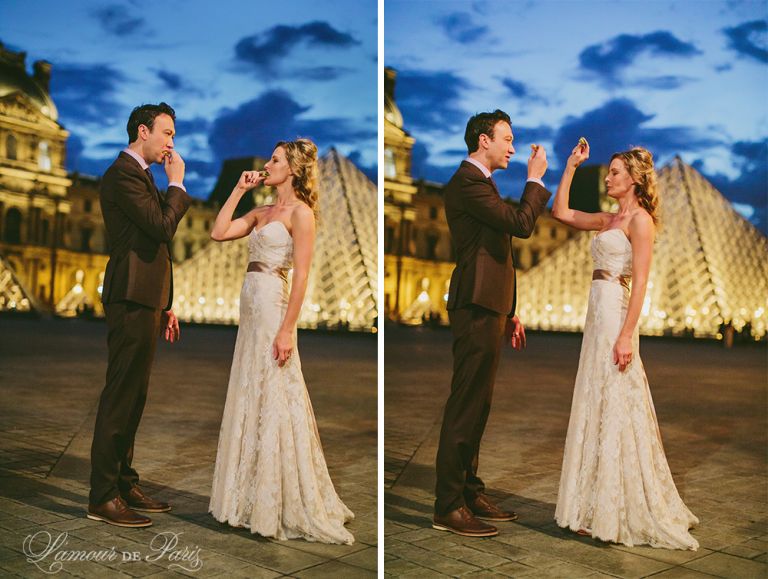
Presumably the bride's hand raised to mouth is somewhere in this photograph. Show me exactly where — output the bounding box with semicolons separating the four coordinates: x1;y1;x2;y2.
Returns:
234;170;264;192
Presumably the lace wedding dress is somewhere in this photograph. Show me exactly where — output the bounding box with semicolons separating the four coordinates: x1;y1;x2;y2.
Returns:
555;228;698;550
209;221;354;544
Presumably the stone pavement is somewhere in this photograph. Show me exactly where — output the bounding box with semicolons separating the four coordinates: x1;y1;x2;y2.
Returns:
385;325;767;578
0;317;377;578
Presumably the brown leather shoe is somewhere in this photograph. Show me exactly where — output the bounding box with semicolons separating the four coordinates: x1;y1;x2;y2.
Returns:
467;494;518;522
121;486;171;513
87;496;152;528
432;505;498;537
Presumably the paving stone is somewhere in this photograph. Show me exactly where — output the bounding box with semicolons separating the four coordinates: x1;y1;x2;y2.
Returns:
338;546;378;571
385;326;767;577
721;542;765;559
491;560;537;577
293;559;377;577
646;567;721;578
612;545;713;566
0;318;377;577
438;544;512;568
684;551;767;578
384;556;424;575
207;564;281;578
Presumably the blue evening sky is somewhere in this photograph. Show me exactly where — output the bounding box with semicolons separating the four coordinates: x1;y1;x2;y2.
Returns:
1;0;377;197
386;0;768;232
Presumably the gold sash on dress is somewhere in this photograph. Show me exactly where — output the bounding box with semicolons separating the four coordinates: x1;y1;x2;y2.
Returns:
592;269;630;291
247;261;288;282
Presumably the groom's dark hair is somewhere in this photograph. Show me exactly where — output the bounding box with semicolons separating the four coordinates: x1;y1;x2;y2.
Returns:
127;102;176;143
464;109;511;153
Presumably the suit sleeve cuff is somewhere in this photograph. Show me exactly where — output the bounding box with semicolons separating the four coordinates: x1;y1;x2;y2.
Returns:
526;177;545;188
168;181;186;192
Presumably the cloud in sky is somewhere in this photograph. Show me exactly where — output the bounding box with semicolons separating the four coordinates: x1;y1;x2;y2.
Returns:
512;124;554;147
393;69;472;134
173;117;211;136
695;137;768;214
154;70;183;91
234;21;359;72
50;63;127;127
91;4;146;37
292;65;355;81
551;98;721;169
635;74;696;90
500;77;533;99
208;89;376;165
436;12;489;44
723;19;768;63
579;31;701;87
411;142;457;184
153;69;207;97
499;76;552;105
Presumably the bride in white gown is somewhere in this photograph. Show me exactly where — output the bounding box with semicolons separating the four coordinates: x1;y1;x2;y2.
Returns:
208;139;354;544
551;142;698;550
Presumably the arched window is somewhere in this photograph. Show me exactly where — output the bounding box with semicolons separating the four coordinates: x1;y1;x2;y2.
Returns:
39;141;51;171
6;134;17;160
4;208;22;244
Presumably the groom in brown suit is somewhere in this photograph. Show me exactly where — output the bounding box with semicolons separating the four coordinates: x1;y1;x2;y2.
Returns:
87;103;191;527
433;110;551;537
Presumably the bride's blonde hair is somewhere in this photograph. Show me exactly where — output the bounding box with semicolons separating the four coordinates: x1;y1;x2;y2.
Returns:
611;147;660;226
275;138;319;219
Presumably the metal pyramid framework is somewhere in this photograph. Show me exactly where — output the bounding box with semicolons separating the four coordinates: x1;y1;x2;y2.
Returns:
173;149;378;330
0;254;35;313
516;157;768;338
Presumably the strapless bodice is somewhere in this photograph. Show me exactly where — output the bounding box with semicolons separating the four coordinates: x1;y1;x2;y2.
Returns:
248;221;294;269
591;229;632;277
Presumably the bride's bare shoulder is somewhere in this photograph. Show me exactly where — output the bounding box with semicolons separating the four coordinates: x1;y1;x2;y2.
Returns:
631;208;653;226
628;209;655;239
290;202;314;223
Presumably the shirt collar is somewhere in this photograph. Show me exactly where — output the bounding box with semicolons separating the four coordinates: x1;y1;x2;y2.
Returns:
122;148;149;171
465;156;492;179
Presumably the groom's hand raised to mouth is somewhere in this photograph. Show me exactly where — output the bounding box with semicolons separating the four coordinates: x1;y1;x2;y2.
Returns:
163;150;185;184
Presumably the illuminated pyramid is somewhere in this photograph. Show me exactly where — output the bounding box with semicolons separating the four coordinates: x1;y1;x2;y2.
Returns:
173;149;378;330
55;270;104;317
0;254;35;312
516;157;768;338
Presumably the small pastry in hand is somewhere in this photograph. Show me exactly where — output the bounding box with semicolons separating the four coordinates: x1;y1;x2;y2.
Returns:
578;137;588;148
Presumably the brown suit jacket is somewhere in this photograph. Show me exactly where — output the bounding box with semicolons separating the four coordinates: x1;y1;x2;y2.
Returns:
100;152;192;310
445;161;551;316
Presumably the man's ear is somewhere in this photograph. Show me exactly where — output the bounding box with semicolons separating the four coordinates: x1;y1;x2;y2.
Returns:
138;124;149;141
478;133;489;150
